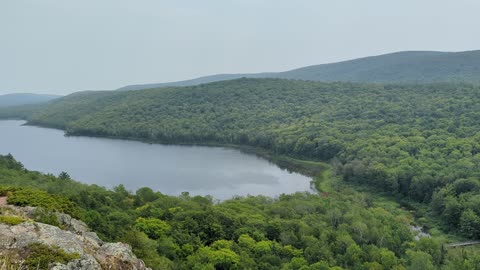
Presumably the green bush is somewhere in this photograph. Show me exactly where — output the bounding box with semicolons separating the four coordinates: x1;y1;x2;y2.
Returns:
0;215;25;225
0;186;79;217
33;208;60;227
24;243;80;269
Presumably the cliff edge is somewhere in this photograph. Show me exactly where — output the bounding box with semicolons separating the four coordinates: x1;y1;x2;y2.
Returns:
0;202;151;270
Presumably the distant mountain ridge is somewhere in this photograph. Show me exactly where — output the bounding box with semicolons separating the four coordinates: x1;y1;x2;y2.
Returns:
0;93;60;107
118;50;480;90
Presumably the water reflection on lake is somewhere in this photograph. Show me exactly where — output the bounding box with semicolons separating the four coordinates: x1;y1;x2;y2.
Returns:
0;120;312;199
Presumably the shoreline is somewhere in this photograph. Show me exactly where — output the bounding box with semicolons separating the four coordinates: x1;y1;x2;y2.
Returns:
3;119;468;242
5;119;331;194
20;120;332;190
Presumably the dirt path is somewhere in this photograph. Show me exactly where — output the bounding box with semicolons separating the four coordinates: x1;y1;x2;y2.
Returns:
0;196;7;206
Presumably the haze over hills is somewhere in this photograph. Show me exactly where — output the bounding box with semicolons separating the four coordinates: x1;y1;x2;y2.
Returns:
118;50;480;91
0;93;61;107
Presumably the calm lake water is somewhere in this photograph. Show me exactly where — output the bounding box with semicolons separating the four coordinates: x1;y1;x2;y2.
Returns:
0;120;312;199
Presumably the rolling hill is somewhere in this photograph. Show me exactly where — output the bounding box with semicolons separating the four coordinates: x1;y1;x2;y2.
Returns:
118;50;480;90
0;93;60;107
2;78;480;252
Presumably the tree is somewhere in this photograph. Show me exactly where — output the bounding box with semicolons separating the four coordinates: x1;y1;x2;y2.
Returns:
285;257;308;269
134;217;171;240
442;197;463;230
459;209;480;238
379;248;397;269
343;243;363;267
187;247;240;270
58;171;70;180
121;230;170;269
405;250;434;270
136;187;159;204
238;234;256;250
415;238;444;266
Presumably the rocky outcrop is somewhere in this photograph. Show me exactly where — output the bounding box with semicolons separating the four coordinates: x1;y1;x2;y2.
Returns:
0;205;151;270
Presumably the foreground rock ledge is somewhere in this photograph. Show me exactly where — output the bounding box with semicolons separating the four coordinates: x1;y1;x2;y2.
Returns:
0;205;151;270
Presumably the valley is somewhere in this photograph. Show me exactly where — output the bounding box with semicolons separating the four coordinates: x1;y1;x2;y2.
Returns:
1;77;480;268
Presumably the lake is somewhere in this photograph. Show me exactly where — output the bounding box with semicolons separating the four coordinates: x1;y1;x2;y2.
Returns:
0;120;312;199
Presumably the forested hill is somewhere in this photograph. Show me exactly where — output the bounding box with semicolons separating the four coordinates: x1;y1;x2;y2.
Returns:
119;50;480;90
2;78;480;241
5;154;480;269
0;93;60;107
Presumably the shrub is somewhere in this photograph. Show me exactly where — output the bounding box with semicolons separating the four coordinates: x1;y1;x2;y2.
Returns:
0;216;25;226
33;208;60;227
24;243;80;269
0;186;79;217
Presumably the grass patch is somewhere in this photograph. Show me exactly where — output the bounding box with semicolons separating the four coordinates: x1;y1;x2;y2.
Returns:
24;243;80;269
0;256;25;270
0;216;25;226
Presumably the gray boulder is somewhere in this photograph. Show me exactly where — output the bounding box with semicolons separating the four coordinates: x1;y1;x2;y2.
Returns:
0;206;151;270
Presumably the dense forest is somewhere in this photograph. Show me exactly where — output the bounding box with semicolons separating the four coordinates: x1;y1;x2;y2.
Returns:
119;50;480;90
2;78;480;242
0;79;480;238
1;154;479;269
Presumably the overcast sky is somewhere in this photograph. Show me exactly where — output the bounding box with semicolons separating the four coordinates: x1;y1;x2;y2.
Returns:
1;0;479;95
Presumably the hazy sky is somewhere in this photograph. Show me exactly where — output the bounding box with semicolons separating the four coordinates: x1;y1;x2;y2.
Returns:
1;0;479;95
